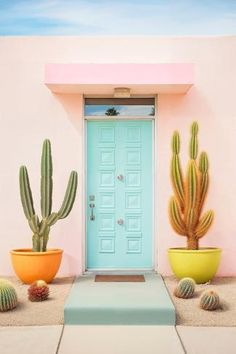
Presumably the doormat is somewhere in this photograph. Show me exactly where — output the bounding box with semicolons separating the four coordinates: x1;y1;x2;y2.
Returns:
95;275;145;282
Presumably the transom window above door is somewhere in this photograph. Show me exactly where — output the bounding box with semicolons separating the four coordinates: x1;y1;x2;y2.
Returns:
84;98;155;117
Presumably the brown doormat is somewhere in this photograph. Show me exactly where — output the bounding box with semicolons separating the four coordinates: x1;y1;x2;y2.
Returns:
95;275;145;282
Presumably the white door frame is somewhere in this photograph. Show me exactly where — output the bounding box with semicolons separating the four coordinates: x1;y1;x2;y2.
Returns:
81;95;158;273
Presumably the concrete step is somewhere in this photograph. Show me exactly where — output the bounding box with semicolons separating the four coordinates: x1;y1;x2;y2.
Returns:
64;273;175;325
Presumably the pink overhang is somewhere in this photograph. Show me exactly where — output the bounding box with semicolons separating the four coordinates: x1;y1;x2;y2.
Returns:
45;63;194;95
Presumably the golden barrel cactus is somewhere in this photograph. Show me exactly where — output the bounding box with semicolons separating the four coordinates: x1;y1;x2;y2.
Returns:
169;122;214;250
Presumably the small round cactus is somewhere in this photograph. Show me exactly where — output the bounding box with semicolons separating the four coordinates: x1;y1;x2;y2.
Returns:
28;280;49;302
0;278;18;312
174;277;195;299
200;290;220;311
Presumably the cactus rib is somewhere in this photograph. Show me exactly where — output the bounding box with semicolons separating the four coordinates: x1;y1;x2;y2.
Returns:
195;210;214;239
19;166;35;220
58;171;78;219
190;122;198;159
169;197;186;235
41;139;53;218
28;214;40;234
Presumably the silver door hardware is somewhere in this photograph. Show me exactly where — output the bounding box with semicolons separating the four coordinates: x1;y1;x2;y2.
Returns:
89;203;95;221
117;218;124;225
117;174;124;181
89;195;95;201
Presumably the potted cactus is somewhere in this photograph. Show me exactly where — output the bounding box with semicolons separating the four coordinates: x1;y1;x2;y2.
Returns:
10;139;78;284
168;122;221;284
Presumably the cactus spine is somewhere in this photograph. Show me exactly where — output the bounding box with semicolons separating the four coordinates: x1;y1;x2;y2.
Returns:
174;277;195;299
0;279;18;312
169;122;214;250
200;290;220;311
19;139;78;252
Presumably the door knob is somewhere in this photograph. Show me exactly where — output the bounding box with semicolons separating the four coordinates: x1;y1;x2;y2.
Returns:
117;219;124;225
117;174;124;181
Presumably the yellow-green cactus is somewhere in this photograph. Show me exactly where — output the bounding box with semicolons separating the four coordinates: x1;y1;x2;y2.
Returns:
169;122;214;250
0;279;18;312
200;290;220;311
174;277;195;299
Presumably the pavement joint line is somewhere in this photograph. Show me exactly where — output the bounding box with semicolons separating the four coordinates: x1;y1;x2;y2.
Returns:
56;325;65;354
175;326;187;354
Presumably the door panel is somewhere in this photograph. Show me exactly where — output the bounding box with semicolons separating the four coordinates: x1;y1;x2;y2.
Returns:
87;120;153;269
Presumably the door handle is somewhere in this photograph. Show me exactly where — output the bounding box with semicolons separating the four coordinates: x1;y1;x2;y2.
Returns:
117;218;124;225
89;203;95;221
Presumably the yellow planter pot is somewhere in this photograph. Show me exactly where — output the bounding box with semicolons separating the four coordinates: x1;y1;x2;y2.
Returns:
168;248;221;284
10;248;63;284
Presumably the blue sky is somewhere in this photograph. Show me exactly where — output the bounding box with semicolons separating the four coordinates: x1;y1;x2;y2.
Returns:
0;0;236;35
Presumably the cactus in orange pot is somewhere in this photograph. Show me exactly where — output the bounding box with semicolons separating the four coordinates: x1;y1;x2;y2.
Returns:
169;122;214;250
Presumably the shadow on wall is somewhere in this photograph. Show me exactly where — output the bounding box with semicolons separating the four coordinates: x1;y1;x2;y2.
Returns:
52;92;84;133
158;86;214;121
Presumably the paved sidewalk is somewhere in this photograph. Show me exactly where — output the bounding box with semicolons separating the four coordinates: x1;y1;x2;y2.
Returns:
1;325;236;354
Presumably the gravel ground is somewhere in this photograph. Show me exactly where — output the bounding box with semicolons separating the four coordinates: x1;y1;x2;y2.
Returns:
0;276;74;326
1;275;235;327
164;276;236;326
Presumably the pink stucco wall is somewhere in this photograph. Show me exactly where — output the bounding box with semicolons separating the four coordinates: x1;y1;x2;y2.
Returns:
0;36;235;276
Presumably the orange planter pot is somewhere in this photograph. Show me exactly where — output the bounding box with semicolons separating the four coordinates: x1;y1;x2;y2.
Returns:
10;248;63;284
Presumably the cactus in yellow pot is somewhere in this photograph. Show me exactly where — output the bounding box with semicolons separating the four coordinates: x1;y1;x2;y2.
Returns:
169;122;214;250
168;122;221;283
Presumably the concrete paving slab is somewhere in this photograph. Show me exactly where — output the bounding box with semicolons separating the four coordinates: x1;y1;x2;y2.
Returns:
177;326;236;354
59;325;184;354
0;325;63;354
64;273;175;325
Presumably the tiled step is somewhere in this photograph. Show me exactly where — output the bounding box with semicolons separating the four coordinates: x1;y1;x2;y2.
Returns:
64;273;175;325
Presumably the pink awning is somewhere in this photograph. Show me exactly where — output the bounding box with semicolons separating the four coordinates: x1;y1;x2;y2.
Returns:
45;63;194;94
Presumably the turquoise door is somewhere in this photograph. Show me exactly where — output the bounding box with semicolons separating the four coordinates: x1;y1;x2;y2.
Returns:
87;120;153;269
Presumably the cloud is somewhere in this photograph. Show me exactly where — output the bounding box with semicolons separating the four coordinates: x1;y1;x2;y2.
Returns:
0;0;236;35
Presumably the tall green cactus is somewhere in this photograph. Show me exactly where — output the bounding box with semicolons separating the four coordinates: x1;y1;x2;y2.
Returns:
169;122;214;250
19;139;78;252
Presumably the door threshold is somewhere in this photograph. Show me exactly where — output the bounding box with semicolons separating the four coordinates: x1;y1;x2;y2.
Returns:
84;269;156;275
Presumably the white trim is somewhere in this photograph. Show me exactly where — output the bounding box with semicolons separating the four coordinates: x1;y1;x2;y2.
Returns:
82;95;158;273
84;94;156;98
82;97;86;273
154;94;158;272
85;115;154;120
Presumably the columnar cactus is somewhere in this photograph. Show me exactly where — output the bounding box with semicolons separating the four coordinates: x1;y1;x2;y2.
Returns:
200;290;220;310
174;277;195;299
19;139;78;252
0;279;18;312
169;122;214;250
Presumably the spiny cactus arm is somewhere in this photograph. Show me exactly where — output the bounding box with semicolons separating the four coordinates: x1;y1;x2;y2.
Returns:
169;197;186;236
198;152;209;213
42;227;50;252
47;212;59;226
184;160;200;232
19;166;35;220
58;171;78;219
195;210;214;239
32;234;40;252
39;220;49;236
28;214;40;234
171;132;185;210
189;122;198;160
41;139;53;218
